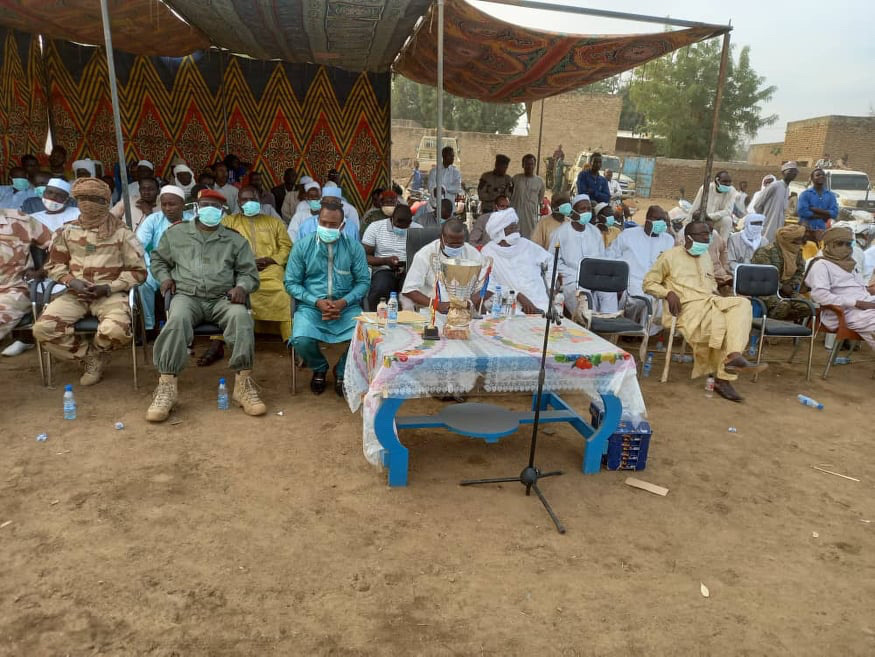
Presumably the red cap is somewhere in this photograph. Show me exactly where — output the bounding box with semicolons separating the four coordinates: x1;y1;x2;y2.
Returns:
198;188;227;203
379;189;398;201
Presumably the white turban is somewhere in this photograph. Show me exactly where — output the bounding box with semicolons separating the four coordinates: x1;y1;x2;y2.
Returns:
485;207;519;241
323;181;338;188
593;202;610;216
137;159;154;170
173;164;193;178
300;176;314;185
304;181;321;193
47;177;71;194
72;159;96;177
159;184;185;200
571;193;590;205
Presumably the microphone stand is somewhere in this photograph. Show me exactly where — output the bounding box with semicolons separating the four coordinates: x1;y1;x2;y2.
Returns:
461;243;566;534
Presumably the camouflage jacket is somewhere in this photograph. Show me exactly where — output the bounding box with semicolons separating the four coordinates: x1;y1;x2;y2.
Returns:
45;218;147;293
0;211;53;295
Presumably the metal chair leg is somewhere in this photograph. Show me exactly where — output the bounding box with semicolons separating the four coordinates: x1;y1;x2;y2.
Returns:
132;335;138;390
822;334;841;379
806;331;815;381
753;322;767;383
289;345;297;394
36;340;46;386
46;351;53;388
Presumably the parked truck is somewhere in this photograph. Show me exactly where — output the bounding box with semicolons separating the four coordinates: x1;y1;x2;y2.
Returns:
789;168;874;220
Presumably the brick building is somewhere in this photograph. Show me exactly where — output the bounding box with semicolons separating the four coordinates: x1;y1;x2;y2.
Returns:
748;115;875;175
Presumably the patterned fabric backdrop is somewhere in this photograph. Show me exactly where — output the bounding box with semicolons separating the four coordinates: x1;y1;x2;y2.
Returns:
42;40;390;214
0;29;48;175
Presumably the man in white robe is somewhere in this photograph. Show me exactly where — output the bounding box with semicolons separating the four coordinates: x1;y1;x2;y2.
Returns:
687;170;737;240
755;162;797;243
29;178;80;234
481;208;553;314
727;213;768;272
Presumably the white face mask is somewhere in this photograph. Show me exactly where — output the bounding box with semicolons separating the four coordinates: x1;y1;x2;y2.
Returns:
381;205;395;217
42;198;65;213
747;223;763;237
503;232;521;246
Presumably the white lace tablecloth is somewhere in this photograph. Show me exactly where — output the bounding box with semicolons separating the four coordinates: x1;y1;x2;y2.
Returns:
344;316;646;466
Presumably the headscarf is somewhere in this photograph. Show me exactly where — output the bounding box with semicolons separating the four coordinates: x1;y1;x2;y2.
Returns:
774;224;806;280
819;226;856;273
159;184;185;200
304;181;320;193
72;159;96;177
172;164;195;196
71;177;118;237
46;178;71;195
760;174;776;190
741;213;765;251
485;207;518;242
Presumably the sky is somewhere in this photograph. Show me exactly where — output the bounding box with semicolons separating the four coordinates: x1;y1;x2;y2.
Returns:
469;0;875;144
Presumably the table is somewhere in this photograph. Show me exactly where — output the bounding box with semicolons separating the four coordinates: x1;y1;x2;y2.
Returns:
344;316;646;486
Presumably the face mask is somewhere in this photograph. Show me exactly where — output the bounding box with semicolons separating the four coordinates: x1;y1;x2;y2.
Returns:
686;239;710;257
11;178;29;192
241;200;261;217
197;206;223;226
716;183;731;193
308;199;322;212
42;198;65;212
557;203;572;216
381;205;395;217
573;211;592;224
747;223;763;237
34;185;46;198
503;232;521;246
316;225;341;243
442;244;464;258
392;226;407;238
649;219;667;235
604;216;615;228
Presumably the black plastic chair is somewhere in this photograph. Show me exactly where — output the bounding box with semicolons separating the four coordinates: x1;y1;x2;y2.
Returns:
734;264;816;381
405;224;442;266
11;246;49;381
576;258;652;364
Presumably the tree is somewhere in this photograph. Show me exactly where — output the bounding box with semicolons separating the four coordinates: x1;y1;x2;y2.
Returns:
391;76;525;135
628;41;777;159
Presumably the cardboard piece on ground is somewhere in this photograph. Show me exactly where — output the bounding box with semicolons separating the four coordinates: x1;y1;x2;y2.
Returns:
625;477;669;496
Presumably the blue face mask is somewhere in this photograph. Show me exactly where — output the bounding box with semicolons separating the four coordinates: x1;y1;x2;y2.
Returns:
716;183;731;193
241;200;261;217
11;178;29;192
573;211;592;224
442;244;464;258
316;225;341;243
34;185;46;198
604;216;615;227
557;202;572;216
308;199;322;212
687;238;710;256
197;205;223;227
649;219;667;235
392;226;407;238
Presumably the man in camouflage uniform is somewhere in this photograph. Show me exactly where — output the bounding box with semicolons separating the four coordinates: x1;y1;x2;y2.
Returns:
477;154;513;214
32;178;147;385
146;188;266;421
0;210;53;343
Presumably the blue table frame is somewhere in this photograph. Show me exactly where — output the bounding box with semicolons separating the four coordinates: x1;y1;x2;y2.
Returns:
374;390;623;487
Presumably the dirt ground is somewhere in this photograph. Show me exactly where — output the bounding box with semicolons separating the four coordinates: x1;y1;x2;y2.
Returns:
1;334;873;657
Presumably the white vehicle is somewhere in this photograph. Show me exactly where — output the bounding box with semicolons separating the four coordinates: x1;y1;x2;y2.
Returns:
789;169;874;219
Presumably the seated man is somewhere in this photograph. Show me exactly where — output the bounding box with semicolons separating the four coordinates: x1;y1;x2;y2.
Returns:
0;166;35;210
223;185;292;341
643;220;766;402
323;181;360;231
135;185;194;331
530;193;570;250
360;189;398;238
481;208;553;314
287;181;322;242
297;187;360;242
147;188;265;421
469;194;510;248
727;213;768;272
285;198;370;396
20;171;54;215
751;224;809;321
32;178;147;385
0;210;53;355
362;204;421;310
593;201;621;248
414;186;449;226
805;226;875;350
402;219;481;313
110;176;159;231
29;178;80;232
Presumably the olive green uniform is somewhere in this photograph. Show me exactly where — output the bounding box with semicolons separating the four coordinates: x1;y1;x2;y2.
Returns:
150;221;259;374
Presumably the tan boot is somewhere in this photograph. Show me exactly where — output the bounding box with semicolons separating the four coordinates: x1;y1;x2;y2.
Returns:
146;374;178;422
80;350;110;386
232;370;266;416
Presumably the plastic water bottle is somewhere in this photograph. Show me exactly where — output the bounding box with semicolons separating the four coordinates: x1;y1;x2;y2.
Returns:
552;290;564;321
642;352;654;378
376;297;388;325
704;375;715;398
507;290;517;317
491;285;503;318
217;377;229;410
834;356;852;365
387;292;398;329
797;394;823;410
63;384;76;420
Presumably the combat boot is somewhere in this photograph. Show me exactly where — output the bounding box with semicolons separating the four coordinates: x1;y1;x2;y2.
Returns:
80;350;110;386
146;374;178;422
232;370;266;416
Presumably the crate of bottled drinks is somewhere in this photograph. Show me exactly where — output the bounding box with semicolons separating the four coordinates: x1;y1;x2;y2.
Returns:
589;400;652;471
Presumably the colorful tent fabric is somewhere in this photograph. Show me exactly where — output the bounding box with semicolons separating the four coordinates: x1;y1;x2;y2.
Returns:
394;0;727;103
0;29;47;172
39;39;389;214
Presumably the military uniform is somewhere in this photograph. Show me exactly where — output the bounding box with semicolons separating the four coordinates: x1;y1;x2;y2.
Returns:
0;211;53;341
150;220;260;374
32;218;147;361
477;171;514;213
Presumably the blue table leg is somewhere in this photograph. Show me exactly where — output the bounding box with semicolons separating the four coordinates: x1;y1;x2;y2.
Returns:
583;394;622;474
375;397;408;487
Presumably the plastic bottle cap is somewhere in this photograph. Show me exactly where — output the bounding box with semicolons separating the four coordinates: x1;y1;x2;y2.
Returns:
65;384;72;391
219;377;226;384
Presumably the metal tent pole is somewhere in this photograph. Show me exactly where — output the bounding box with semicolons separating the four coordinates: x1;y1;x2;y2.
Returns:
99;0;132;229
434;0;445;210
699;31;731;221
535;99;545;176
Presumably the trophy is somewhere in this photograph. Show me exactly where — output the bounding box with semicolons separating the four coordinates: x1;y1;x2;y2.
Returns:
429;254;492;339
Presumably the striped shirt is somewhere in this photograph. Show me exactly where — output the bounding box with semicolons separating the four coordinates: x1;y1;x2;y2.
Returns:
361;218;422;270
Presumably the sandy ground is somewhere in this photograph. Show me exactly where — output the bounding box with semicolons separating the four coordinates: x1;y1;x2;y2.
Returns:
1;334;874;656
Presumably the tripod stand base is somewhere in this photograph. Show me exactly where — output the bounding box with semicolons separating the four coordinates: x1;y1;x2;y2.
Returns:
461;466;566;534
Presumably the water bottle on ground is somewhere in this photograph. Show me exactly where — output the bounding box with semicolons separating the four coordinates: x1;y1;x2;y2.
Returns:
491;285;503;318
387;292;398;329
704;375;715;398
834;356;851;365
797;394;823;410
552;290;564;322
376;297;388;325
642;352;654;378
63;384;76;420
218;377;229;410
